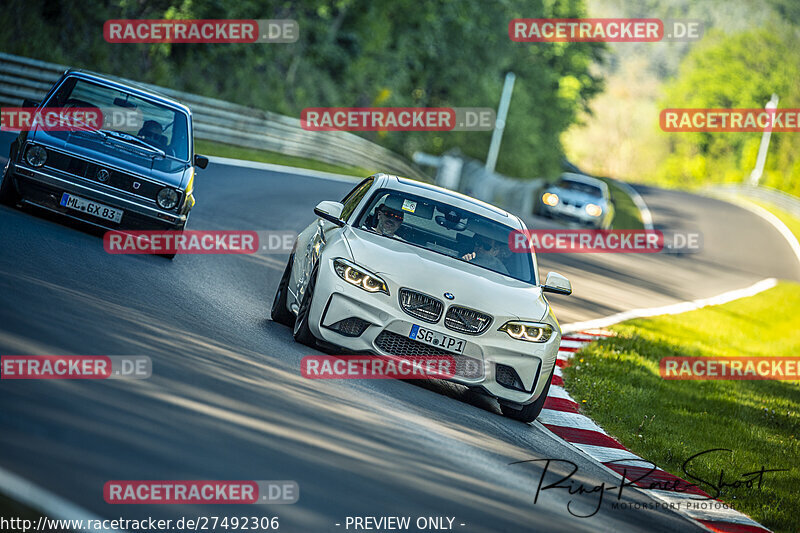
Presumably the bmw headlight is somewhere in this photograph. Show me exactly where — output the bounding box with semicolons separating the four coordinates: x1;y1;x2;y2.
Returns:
25;145;47;167
333;258;389;295
498;321;553;343
585;203;602;217
157;187;179;210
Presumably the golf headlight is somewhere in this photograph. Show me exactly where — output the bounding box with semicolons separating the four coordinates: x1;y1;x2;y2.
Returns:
334;258;389;295
498;321;553;343
542;192;559;206
25;145;47;167
157;187;179;209
585;203;602;217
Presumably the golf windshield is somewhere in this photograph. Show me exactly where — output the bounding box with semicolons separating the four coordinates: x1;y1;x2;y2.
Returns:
45;77;190;161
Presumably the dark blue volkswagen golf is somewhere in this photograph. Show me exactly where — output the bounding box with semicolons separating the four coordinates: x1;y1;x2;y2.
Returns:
0;70;208;256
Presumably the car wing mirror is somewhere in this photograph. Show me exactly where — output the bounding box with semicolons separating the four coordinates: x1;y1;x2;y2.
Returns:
194;154;209;169
542;271;572;295
314;201;345;227
22;98;40;108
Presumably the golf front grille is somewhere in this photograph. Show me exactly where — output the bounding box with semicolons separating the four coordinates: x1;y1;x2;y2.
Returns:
44;149;164;203
374;331;483;379
444;305;493;335
399;288;443;323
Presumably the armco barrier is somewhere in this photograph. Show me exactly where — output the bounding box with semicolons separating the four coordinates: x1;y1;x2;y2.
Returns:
0;52;427;180
709;184;800;219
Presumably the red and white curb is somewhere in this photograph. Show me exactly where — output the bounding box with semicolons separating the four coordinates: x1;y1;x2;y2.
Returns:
537;330;771;533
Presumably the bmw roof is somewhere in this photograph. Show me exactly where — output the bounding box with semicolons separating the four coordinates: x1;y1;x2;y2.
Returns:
375;174;522;226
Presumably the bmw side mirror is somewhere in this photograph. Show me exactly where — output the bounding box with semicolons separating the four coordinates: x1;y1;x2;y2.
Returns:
542;271;572;295
194;154;209;169
22;98;40;108
314;201;345;227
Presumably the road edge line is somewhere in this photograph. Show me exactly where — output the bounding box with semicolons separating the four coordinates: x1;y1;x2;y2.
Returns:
709;192;800;270
206;156;362;183
561;278;777;334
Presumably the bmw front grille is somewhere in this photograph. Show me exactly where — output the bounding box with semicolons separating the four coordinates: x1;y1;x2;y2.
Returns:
398;288;444;323
444;305;493;335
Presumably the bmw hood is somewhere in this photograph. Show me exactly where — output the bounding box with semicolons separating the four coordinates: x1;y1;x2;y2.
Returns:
343;227;548;322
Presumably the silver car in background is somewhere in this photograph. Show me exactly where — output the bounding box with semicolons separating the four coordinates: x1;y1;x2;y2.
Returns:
536;173;615;229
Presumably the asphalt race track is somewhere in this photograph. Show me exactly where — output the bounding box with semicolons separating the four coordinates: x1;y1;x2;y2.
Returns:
1;141;798;532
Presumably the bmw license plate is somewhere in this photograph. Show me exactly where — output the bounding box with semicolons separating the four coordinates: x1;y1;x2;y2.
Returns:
409;325;465;354
60;193;123;223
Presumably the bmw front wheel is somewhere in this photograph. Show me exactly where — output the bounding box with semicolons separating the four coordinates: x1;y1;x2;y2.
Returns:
292;263;319;347
500;367;554;423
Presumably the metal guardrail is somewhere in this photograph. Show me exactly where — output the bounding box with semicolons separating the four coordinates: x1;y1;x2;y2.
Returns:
413;151;545;219
709;184;800;219
0;52;427;180
458;157;543;217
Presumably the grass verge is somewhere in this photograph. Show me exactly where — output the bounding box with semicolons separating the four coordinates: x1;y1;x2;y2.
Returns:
748;199;800;245
195;139;373;178
596;177;645;230
563;282;800;532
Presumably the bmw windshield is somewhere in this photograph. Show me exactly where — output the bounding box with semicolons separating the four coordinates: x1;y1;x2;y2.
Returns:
355;189;536;284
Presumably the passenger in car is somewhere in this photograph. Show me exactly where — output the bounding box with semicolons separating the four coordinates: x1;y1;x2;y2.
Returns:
461;235;509;275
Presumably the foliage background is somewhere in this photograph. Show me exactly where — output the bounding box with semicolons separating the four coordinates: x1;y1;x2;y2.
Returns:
563;0;800;195
0;0;605;180
4;0;797;195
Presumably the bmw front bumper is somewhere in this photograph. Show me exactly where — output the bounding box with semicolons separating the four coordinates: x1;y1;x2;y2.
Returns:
304;257;560;406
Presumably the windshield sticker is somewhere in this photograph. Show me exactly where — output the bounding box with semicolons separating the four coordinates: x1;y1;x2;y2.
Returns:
402;199;417;213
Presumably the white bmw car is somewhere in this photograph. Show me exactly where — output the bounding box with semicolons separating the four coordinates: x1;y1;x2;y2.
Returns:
272;174;572;422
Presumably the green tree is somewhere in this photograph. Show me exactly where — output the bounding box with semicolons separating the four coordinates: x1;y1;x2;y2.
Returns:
0;0;605;178
658;27;800;194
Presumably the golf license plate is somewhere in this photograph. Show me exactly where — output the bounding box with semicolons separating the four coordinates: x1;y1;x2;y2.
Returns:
60;193;123;223
409;324;465;354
